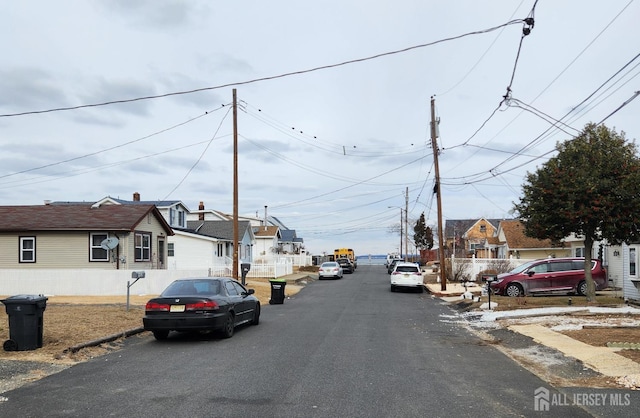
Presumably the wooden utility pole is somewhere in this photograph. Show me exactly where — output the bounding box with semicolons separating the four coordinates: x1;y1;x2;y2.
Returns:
232;89;239;280
430;96;446;291
405;186;409;261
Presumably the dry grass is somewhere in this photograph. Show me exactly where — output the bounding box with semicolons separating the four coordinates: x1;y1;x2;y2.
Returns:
0;279;294;363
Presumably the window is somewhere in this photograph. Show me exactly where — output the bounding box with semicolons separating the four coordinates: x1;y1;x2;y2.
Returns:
169;208;176;226
575;247;585;257
479;224;486;233
90;233;109;261
168;243;175;257
19;236;36;263
135;232;151;261
217;243;224;257
225;281;238;296
178;211;185;227
630;248;637;277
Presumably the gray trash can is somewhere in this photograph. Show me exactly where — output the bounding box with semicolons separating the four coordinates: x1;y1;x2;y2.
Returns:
1;294;48;351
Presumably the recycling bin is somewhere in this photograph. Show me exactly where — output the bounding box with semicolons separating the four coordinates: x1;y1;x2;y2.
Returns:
269;279;287;305
1;294;48;351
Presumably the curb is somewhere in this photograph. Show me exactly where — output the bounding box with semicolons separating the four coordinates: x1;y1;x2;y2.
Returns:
64;327;145;353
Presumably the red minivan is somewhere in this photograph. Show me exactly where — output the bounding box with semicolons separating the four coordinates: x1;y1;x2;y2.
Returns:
489;257;607;297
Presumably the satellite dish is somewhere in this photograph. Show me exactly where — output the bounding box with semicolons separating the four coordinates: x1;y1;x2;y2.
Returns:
100;237;119;250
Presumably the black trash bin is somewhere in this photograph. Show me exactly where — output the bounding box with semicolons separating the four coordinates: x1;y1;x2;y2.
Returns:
268;279;287;305
1;294;48;351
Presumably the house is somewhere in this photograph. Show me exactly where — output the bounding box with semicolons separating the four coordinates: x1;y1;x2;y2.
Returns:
445;218;502;257
495;219;571;259
0;201;173;269
183;219;255;264
279;229;304;254
95;192;190;230
253;225;281;261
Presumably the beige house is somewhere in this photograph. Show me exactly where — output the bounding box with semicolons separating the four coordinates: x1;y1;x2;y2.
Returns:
495;219;570;259
0;201;173;269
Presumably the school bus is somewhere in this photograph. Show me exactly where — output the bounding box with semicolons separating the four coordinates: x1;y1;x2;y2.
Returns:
334;248;357;269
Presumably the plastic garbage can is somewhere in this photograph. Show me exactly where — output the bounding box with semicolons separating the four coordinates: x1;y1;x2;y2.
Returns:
1;294;48;351
269;279;287;305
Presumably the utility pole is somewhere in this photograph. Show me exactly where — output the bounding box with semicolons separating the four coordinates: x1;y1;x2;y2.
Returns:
431;96;446;291
400;208;403;257
232;89;239;280
405;186;409;261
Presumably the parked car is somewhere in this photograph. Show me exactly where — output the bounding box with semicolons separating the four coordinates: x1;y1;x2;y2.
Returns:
143;277;260;340
385;254;402;268
336;257;354;274
489;257;607;297
318;262;343;280
390;262;424;292
387;258;405;274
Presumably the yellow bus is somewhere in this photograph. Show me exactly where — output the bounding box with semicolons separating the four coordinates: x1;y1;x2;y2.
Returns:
334;248;357;269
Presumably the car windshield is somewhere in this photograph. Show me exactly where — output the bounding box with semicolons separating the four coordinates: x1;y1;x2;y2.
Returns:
162;279;221;296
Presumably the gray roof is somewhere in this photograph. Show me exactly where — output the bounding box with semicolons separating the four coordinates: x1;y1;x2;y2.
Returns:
186;220;251;241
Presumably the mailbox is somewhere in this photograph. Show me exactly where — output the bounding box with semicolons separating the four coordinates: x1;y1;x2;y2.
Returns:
241;263;251;285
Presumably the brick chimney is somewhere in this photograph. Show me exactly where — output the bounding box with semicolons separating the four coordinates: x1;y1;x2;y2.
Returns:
199;201;205;221
133;192;140;202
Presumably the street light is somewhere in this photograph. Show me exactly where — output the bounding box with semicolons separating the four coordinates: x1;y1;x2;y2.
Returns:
388;206;404;257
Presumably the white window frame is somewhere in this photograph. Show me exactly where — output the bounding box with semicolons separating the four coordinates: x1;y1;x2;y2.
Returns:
135;232;151;261
19;236;36;263
168;242;175;257
90;232;110;262
630;247;637;278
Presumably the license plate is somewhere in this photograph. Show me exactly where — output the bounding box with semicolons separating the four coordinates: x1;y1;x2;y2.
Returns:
170;305;185;312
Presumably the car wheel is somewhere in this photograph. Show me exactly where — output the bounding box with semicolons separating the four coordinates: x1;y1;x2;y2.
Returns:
577;280;587;296
505;283;524;297
221;313;235;338
417;286;424;293
152;330;169;341
251;304;261;325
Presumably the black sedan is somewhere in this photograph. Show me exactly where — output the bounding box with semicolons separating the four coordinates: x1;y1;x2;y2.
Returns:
143;277;260;340
336;257;354;274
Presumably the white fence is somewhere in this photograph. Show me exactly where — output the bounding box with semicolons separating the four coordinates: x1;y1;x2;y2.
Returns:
0;262;294;297
450;256;534;281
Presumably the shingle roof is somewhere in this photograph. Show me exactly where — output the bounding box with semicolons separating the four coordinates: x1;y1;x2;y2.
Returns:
253;225;280;237
500;220;557;249
280;229;297;242
0;204;173;233
186;220;251;241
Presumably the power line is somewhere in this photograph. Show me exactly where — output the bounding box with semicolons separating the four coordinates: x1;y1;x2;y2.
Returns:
0;19;528;118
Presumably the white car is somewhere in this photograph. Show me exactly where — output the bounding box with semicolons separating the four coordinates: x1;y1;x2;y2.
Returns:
318;262;343;280
390;262;424;292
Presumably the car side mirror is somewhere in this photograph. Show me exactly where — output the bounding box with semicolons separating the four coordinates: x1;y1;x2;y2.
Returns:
527;271;535;277
246;289;255;295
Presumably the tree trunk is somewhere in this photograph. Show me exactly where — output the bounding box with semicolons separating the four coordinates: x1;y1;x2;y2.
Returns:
583;235;596;302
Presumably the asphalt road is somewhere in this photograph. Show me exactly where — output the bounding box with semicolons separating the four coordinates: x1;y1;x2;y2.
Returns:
0;266;636;417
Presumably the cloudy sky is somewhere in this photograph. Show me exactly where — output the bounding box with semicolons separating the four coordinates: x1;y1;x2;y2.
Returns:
1;1;638;256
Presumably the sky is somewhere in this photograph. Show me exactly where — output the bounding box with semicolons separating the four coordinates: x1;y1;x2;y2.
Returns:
1;1;638;256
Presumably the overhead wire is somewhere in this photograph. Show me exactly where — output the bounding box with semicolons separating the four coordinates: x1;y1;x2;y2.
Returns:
0;19;529;118
0;105;228;180
161;106;232;200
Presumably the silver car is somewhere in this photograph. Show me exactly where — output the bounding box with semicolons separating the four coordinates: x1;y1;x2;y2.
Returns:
318;262;343;280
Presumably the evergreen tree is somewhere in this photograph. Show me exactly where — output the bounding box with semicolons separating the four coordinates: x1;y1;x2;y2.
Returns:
413;212;434;250
514;123;640;301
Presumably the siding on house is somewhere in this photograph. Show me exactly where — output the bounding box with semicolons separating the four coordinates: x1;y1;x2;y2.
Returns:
622;243;640;302
167;231;223;270
0;204;172;269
